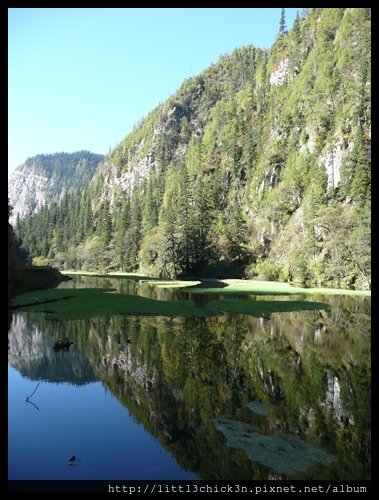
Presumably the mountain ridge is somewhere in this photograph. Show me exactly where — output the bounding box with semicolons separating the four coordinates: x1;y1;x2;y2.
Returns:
13;8;371;289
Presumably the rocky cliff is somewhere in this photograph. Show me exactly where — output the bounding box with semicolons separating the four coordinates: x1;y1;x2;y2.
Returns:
8;151;103;224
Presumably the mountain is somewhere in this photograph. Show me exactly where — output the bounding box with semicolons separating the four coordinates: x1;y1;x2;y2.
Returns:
15;8;371;290
8;151;104;224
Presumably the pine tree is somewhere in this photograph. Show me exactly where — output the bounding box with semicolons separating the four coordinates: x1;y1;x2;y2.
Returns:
177;165;195;275
124;191;142;270
349;126;371;205
162;205;180;277
292;11;300;41
115;198;130;270
97;200;112;251
279;8;287;35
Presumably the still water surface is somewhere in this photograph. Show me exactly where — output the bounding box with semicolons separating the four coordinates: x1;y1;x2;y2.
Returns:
8;275;371;479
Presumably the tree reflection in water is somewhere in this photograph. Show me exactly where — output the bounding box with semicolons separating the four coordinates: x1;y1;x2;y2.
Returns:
8;293;370;479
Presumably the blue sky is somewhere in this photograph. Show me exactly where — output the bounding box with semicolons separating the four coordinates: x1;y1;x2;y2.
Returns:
8;8;299;176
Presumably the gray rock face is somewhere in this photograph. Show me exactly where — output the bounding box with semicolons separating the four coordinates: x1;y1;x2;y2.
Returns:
9;168;51;223
259;161;283;194
321;140;352;191
8;152;103;224
269;58;289;86
97;106;191;205
98;145;158;204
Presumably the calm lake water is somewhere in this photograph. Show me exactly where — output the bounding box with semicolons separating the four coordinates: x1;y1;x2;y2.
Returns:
8;275;371;480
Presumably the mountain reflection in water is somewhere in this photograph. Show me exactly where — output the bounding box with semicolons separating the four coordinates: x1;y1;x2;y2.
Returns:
8;280;370;480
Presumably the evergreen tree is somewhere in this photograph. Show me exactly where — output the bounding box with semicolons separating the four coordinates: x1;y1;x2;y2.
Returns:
96;200;112;251
115;198;130;270
279;8;287;35
292;11;300;43
124;191;142;270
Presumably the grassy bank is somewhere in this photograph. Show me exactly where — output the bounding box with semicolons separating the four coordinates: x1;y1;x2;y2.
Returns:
181;279;371;297
62;272;371;297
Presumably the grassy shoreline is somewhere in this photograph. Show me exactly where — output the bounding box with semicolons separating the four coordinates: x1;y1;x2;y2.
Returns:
61;271;371;297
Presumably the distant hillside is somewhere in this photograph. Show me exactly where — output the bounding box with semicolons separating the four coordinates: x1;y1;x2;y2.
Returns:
16;9;371;290
8;151;103;224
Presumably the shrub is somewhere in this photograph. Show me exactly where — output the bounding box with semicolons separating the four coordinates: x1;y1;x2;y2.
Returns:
254;259;283;281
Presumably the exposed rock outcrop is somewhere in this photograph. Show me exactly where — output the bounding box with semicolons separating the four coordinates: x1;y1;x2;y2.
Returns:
8;151;103;224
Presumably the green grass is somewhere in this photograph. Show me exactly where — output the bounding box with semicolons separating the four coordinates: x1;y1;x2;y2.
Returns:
180;279;371;297
61;272;370;296
210;299;330;317
11;288;219;320
144;280;201;288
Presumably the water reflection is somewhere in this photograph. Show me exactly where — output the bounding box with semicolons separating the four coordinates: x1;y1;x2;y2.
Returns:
8;288;370;479
8;314;95;385
57;274;189;301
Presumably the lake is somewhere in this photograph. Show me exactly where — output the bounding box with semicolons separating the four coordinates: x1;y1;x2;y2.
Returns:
8;275;371;480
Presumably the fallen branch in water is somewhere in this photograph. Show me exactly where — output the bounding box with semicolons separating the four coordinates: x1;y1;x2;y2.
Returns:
26;382;40;411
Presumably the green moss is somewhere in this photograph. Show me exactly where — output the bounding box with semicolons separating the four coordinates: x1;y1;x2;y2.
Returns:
209;299;329;317
12;288;219;320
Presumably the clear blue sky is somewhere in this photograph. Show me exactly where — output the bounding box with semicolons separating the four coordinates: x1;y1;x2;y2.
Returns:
8;8;300;176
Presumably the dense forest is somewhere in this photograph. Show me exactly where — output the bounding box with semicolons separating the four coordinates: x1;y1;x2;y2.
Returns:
14;9;371;289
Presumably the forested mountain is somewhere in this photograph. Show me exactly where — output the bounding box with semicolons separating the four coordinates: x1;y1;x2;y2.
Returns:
15;9;371;289
8;151;103;224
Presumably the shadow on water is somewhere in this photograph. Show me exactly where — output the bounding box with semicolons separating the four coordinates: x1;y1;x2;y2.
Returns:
185;279;228;289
